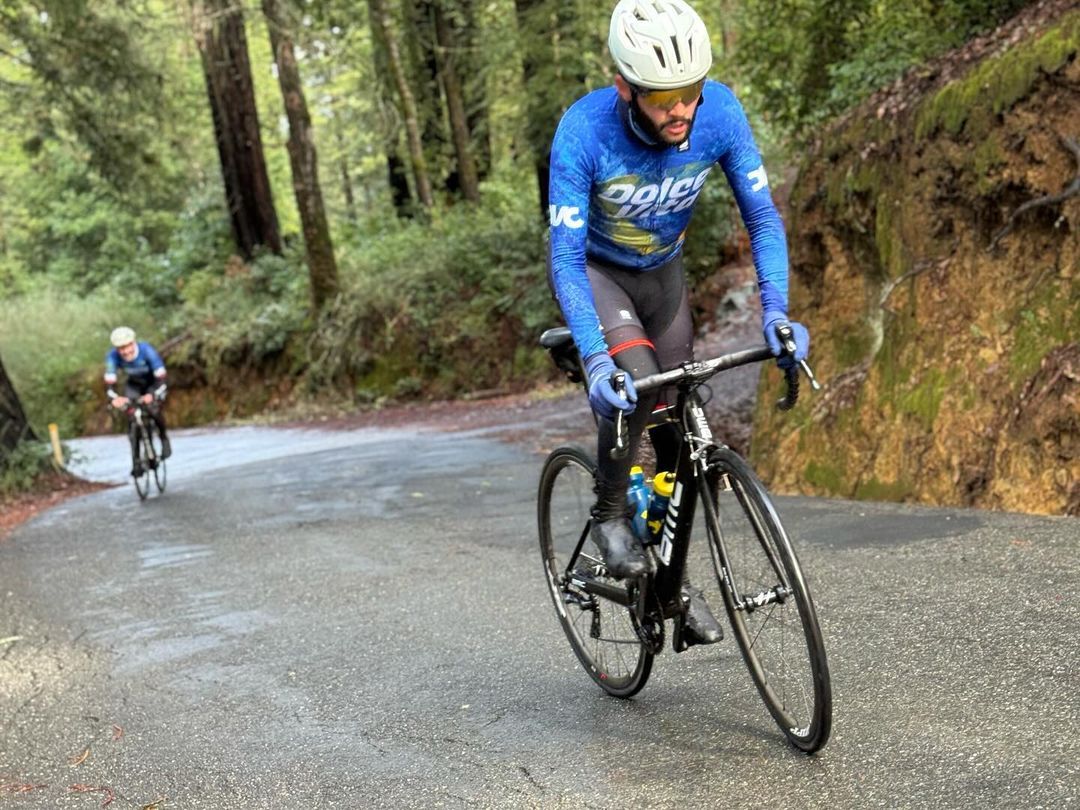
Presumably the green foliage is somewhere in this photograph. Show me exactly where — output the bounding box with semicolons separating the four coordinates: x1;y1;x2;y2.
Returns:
0;283;152;435
737;0;1033;135
0;0;215;299
915;11;1080;140
170;248;311;380
308;177;555;398
1009;275;1080;383
0;440;55;496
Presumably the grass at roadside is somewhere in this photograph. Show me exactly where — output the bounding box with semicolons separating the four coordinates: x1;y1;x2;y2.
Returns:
0;284;155;436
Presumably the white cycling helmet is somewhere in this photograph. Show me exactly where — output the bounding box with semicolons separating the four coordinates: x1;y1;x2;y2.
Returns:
110;326;136;347
609;0;712;89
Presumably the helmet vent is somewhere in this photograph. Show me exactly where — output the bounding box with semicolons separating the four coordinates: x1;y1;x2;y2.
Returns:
653;45;666;68
670;36;681;64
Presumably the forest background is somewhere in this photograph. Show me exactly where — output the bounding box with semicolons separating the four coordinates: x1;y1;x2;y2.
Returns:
0;0;1051;496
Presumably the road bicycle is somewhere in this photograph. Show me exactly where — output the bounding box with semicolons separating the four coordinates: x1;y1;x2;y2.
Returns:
537;325;832;753
122;400;167;500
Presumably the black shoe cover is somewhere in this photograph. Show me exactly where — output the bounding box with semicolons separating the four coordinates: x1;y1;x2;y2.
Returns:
590;517;654;579
682;585;724;646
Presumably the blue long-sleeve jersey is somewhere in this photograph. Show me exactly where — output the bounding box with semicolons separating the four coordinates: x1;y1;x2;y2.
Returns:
548;80;789;361
104;342;166;391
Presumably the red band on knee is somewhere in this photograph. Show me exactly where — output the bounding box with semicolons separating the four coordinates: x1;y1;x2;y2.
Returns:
609;338;655;356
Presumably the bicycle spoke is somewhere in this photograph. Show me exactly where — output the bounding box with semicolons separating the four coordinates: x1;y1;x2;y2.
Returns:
539;447;653;697
701;447;832;752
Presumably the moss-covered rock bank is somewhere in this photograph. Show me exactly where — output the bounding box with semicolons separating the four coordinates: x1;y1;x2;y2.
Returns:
752;1;1080;516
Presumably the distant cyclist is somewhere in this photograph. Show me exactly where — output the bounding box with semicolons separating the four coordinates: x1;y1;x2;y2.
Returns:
547;0;810;645
104;326;171;476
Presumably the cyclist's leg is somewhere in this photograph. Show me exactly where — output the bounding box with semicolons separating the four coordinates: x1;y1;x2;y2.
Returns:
148;401;170;458
121;383;144;475
583;262;664;577
631;261;723;645
131;379;170;457
588;256;689;486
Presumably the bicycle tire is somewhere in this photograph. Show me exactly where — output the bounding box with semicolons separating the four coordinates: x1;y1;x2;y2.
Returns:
148;422;167;493
537;446;653;697
701;447;831;752
133;423;151;501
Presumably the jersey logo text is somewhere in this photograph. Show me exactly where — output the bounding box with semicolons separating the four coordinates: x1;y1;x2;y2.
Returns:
748;165;768;192
597;168;711;220
549;205;585;229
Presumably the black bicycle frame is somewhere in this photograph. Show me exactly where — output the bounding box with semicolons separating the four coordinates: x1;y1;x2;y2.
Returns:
644;390;706;618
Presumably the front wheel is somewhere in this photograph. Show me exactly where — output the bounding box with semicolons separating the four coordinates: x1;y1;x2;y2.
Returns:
701;447;832;753
132;423;151;501
147;422;167;493
537;446;653;698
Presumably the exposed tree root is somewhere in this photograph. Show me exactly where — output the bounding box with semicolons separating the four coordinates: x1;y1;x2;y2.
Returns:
989;134;1080;250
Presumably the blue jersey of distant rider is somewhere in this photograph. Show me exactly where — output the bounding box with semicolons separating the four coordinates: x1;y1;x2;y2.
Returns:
548;79;789;361
103;342;166;388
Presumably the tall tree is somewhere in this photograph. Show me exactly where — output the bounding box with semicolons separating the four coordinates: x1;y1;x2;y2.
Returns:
262;0;340;312
367;2;420;217
367;0;435;208
192;0;283;259
511;1;604;215
404;0;450;191
433;1;479;202
458;0;492;182
512;0;549;215
0;353;35;459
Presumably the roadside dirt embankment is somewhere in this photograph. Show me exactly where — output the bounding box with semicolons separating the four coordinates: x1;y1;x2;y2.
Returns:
752;1;1079;515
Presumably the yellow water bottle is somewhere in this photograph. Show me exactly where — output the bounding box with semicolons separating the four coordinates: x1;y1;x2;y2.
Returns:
646;471;676;543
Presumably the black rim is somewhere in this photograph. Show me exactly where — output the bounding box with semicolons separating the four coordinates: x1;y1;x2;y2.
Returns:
704;449;831;752
133;426;150;500
150;426;166;493
538;447;652;697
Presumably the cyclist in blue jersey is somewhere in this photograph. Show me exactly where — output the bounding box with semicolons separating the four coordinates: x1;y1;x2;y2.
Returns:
104;326;171;476
547;0;810;645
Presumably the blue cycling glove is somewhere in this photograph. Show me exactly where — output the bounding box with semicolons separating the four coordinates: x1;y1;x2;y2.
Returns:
763;310;810;370
584;353;637;419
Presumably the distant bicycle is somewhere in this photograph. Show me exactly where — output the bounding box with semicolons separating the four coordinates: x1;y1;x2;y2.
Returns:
120;400;167;500
537;325;832;753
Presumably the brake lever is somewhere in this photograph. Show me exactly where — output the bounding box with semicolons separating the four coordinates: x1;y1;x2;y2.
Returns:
775;323;821;391
610;371;630;460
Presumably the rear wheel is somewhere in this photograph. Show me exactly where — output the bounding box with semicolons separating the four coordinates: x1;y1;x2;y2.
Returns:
537;446;652;697
701;447;831;752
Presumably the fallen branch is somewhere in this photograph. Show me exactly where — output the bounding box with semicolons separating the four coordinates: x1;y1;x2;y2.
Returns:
69;783;116;807
69;747;91;766
0;782;49;794
989;134;1080;250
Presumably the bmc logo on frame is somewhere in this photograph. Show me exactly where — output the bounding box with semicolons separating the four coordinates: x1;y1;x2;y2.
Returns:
549;205;585;229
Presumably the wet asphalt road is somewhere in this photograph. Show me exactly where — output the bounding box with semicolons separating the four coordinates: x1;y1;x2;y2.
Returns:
1;422;1078;808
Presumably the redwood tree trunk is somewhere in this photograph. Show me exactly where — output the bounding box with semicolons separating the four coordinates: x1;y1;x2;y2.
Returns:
368;0;435;208
458;0;492;181
512;0;552;216
405;0;449;190
193;0;283;258
370;7;419;217
433;1;480;203
0;354;35;459
262;0;340;312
